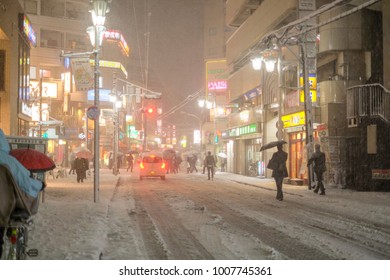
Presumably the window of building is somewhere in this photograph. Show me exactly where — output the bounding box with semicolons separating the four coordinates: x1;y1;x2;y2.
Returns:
23;0;38;15
65;1;88;21
41;0;65;18
18;36;30;101
66;32;88;51
41;0;88;20
0;50;5;91
40;29;64;48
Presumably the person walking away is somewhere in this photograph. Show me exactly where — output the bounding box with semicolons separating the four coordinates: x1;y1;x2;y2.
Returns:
221;158;227;172
192;155;198;173
202;153;207;174
126;153;134;172
268;144;288;201
308;144;327;195
74;156;86;183
205;151;216;180
81;158;89;180
68;152;76;175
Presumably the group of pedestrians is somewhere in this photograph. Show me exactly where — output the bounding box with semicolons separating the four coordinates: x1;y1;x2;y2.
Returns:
267;142;326;201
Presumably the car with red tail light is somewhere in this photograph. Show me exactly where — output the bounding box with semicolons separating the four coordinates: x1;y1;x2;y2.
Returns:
139;153;166;180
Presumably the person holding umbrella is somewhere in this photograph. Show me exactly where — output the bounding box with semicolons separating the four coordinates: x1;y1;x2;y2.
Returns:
267;142;288;201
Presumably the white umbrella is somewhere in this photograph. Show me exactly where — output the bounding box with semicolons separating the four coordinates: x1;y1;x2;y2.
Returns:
217;152;227;158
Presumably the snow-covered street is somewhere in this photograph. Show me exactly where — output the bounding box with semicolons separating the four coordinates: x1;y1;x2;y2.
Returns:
28;167;390;260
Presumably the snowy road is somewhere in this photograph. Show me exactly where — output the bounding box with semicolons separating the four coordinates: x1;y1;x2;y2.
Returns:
30;169;390;260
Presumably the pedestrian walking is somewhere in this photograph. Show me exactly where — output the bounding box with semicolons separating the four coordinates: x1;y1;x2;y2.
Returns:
267;144;288;201
68;152;76;175
74;156;87;183
205;151;216;180
308;144;327;195
126;153;134;172
202;152;207;174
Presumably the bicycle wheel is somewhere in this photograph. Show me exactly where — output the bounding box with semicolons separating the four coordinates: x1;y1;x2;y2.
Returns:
16;227;27;260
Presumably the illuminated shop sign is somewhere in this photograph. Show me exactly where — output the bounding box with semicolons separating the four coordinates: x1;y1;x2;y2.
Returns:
299;74;317;104
87;89;111;102
30;81;58;98
104;29;130;56
205;60;228;94
281;111;306;128
208;80;227;91
222;123;258;138
19;14;37;47
90;59;128;78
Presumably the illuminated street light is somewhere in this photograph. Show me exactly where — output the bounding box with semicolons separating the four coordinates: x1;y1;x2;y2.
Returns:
88;0;110;203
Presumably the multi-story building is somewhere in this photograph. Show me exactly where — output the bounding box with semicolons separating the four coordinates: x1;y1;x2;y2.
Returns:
202;0;231;167
224;0;389;190
0;0;37;136
14;0;133;167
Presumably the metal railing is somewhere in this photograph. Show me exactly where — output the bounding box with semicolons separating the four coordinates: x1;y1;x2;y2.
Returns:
347;83;390;124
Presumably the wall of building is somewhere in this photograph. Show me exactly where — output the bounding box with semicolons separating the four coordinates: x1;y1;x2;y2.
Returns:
383;0;390;90
0;0;24;135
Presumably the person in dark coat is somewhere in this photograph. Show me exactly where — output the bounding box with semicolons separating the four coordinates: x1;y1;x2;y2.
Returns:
308;144;327;195
126;154;134;172
74;156;87;183
269;144;288;201
205;151;216;180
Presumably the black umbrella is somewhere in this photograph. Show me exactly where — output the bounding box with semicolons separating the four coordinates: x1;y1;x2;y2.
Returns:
260;140;287;151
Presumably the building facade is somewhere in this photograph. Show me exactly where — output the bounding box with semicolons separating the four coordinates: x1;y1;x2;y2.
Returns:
0;0;36;136
223;0;389;190
12;0;134;168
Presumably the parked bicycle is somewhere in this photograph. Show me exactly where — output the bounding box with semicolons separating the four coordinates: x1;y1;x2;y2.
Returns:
2;210;38;260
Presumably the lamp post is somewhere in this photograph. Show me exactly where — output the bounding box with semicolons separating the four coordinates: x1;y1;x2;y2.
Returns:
88;0;110;203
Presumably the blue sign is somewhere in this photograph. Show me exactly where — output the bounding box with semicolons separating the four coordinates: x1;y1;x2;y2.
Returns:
87;89;111;102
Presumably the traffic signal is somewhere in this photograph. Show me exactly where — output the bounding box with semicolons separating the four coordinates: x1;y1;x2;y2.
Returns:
147;107;154;114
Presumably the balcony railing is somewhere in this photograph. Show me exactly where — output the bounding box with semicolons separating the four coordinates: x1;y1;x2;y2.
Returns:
346;83;390;127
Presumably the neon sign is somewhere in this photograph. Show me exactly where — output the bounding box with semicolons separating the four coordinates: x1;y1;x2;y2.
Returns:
20;14;37;47
104;29;130;56
208;80;227;90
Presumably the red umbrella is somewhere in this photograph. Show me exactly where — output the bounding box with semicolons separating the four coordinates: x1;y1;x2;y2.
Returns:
76;150;92;159
10;147;56;172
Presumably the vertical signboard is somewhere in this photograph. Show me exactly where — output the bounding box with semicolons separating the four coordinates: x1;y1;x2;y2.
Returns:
205;59;228;96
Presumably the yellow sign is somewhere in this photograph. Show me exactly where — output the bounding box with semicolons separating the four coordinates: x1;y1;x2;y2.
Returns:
299;74;317;103
281;111;306;128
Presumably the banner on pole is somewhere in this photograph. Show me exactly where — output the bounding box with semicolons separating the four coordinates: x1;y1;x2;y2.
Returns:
70;57;94;91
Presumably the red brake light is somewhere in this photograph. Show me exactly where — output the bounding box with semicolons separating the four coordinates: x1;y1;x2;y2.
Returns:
140;162;144;169
161;162;166;169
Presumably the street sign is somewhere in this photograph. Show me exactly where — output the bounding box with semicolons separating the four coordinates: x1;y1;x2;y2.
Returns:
87;106;100;120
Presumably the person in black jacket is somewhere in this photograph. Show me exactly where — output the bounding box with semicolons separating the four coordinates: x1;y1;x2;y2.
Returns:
205;151;216;180
308;144;327;195
269;144;288;201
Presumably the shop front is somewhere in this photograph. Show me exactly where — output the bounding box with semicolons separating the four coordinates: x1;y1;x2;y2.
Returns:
222;123;262;177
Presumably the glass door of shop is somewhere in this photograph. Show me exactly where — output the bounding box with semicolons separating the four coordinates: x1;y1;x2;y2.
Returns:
289;132;305;179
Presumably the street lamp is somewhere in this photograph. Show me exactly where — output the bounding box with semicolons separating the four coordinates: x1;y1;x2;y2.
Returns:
87;0;110;203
